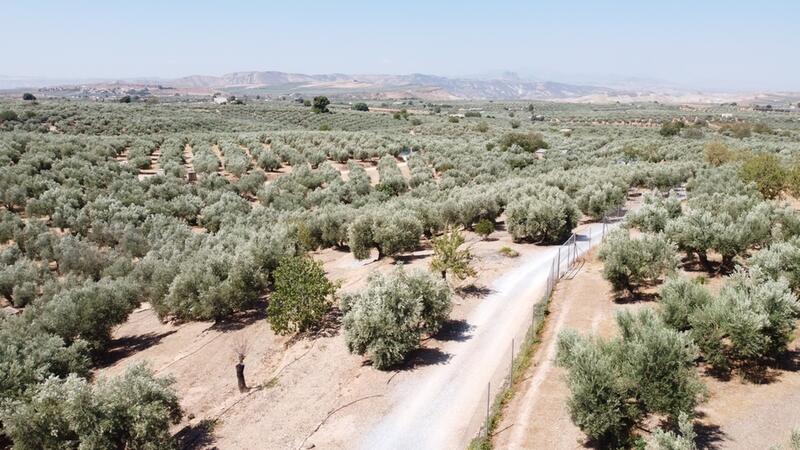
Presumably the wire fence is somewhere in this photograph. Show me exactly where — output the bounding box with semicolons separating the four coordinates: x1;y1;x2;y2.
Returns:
475;206;626;443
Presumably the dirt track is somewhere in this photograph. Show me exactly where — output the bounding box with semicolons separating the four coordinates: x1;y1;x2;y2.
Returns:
360;221;620;450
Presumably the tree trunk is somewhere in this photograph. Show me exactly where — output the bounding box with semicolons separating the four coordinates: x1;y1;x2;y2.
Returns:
440;270;447;280
697;251;712;272
236;363;248;392
721;254;735;272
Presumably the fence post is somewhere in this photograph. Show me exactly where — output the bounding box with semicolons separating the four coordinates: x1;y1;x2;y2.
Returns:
485;382;491;438
510;338;515;382
573;238;578;265
557;247;561;277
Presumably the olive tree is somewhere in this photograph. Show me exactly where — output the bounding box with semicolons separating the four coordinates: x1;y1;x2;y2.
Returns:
347;211;423;260
658;276;713;331
506;187;579;244
575;182;627;220
341;268;451;369
650;412;698;450
688;270;799;375
627;190;682;233
0;364;182;450
599;230;677;295
739;152;786;199
750;238;800;291
557;310;702;446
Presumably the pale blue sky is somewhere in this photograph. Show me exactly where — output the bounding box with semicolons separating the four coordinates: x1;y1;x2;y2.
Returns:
2;0;799;90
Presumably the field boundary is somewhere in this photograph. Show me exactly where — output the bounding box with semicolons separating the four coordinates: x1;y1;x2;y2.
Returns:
467;214;621;450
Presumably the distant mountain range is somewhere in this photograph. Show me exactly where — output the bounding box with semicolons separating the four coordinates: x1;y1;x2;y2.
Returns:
3;71;800;105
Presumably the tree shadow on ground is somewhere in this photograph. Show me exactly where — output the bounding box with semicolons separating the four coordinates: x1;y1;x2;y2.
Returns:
433;319;474;342
612;292;659;305
692;412;727;449
455;284;495;299
392;251;434;264
175;419;217;450
287;307;343;347
375;347;452;372
98;329;178;368
205;304;267;333
706;349;800;385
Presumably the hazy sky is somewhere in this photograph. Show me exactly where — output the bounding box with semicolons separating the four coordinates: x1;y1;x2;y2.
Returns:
3;0;799;91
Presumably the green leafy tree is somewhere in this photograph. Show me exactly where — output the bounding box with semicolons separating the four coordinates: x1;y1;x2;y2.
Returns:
351;102;369;111
347;212;423;260
704;142;733;167
658;276;713;331
430;229;476;281
497;132;549;152
474;218;495;240
739;152;786;199
268;256;336;335
0;110;18;122
749;238;800;292
626;190;682;233
312;96;330;113
341;268;451;369
660;121;685;137
576;182;627;220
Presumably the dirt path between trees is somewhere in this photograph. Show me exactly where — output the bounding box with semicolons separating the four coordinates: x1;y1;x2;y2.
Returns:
495;249;800;450
359;220;622;450
494;254;646;449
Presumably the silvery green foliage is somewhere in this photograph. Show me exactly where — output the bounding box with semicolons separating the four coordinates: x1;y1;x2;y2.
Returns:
347;211;423;260
0;364;181;450
198;191;251;233
686;166;758;197
0;256;51;307
557;310;702;446
440;192;501;229
341;268;451;369
0;314;90;408
750;238;800;291
650;412;698;450
689;269;799;373
35;277;140;352
575;182;627;220
666;193;773;268
376;154;407;195
658;276;713;331
616;310;703;418
506;186;579;243
599;230;677;294
627;190;682;233
156;226;293;321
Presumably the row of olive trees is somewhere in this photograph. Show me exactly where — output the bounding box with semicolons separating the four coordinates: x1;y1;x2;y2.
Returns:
561;178;800;445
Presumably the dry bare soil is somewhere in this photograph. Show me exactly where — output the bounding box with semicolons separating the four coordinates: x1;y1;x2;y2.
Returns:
494;253;800;450
98;220;548;449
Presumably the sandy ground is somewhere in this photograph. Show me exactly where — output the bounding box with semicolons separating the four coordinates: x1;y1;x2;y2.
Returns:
694;340;800;449
495;253;800;450
494;253;648;449
359;220;624;450
99;220;551;450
